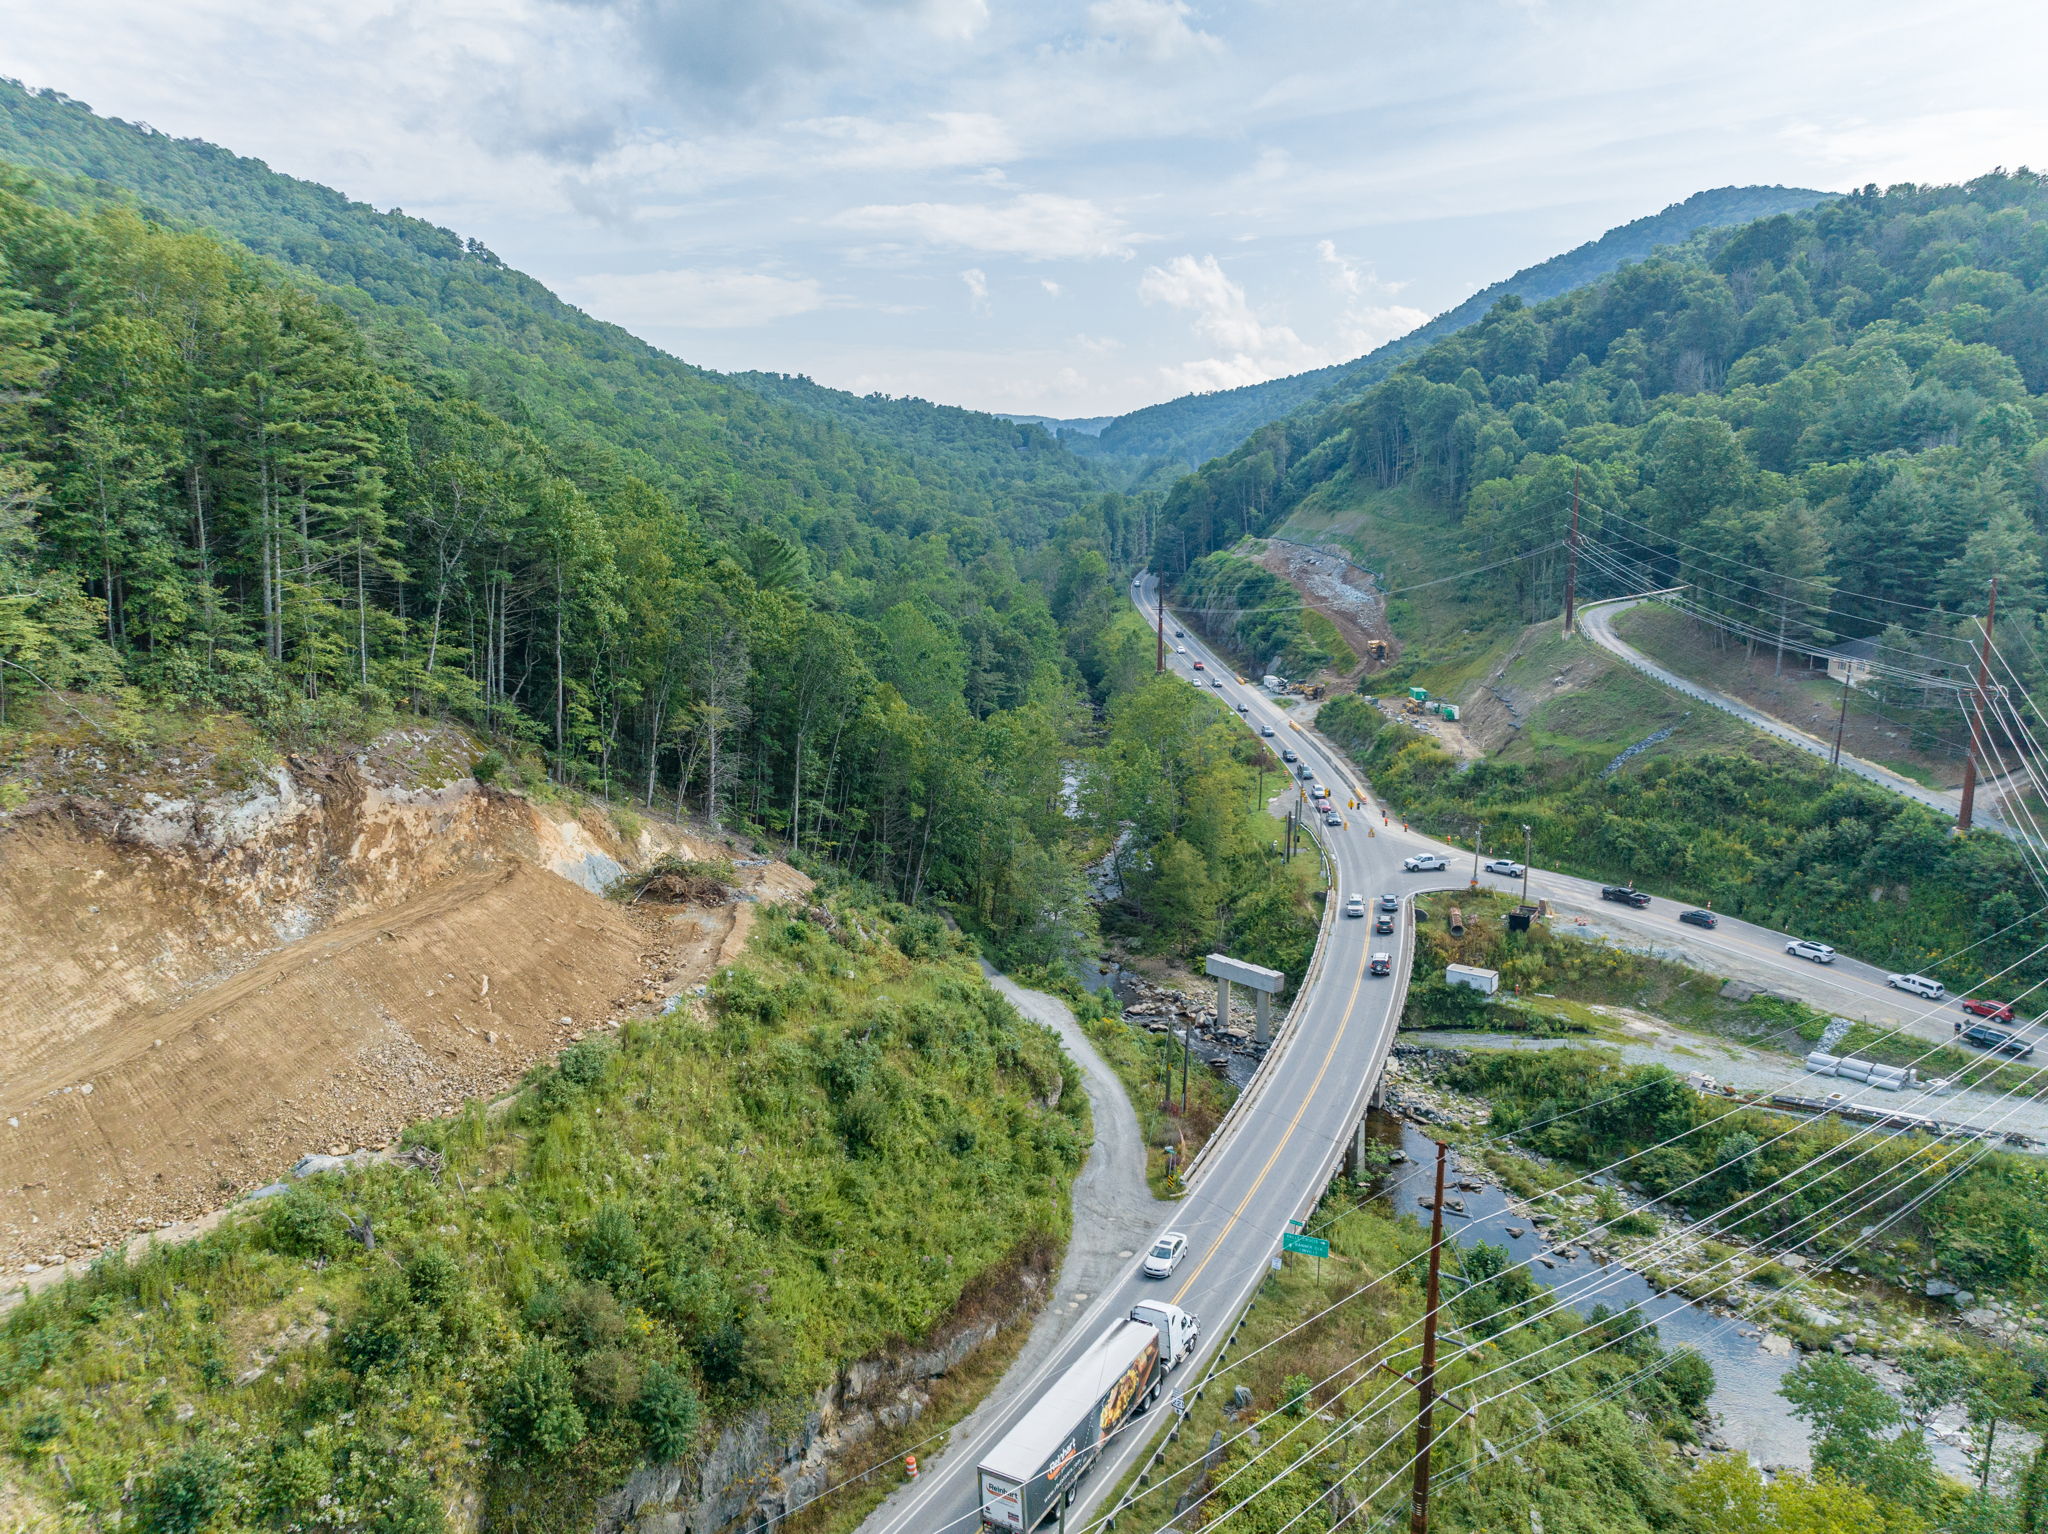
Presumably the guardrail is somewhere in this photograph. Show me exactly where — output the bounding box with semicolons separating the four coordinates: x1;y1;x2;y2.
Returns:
1100;898;1419;1531
1576;596;1988;828
1176;817;1338;1195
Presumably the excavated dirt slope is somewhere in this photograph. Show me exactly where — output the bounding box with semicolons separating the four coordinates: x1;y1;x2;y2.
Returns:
0;725;805;1277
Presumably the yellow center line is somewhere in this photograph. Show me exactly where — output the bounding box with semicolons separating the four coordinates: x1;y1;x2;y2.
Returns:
1170;923;1371;1304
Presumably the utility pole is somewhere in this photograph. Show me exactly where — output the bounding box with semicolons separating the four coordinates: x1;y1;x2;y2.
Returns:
1959;576;1999;833
1829;672;1851;772
1520;824;1533;906
1180;1010;1191;1117
1470;821;1485;887
1410;1140;1449;1534
1155;577;1166;674
1562;464;1581;636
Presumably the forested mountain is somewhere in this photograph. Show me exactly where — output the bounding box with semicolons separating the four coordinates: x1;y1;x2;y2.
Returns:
0;83;1312;984
1089;185;1829;468
0;80;1102;544
1156;173;2048;698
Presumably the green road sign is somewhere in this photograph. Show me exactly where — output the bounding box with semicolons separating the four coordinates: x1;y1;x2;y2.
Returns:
1282;1233;1330;1258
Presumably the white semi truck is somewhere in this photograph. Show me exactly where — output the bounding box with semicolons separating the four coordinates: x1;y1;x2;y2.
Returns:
977;1302;1200;1531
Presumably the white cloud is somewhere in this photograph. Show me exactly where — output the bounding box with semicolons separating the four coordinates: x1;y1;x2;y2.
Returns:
792;111;1017;171
1315;238;1364;296
1086;0;1223;62
566;268;828;328
961;267;990;309
1337;304;1431;353
1314;241;1427;354
1779;108;2048;185
1138;253;1312;359
1040;278;1063;296
834;193;1139;259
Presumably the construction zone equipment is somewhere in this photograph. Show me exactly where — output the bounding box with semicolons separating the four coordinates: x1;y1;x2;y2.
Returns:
1437;702;1460;722
1408;686;1429;702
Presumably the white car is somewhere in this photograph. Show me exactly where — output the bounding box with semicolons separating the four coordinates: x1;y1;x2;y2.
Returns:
1175;644;1186;654
1403;853;1447;872
1483;859;1524;877
1787;939;1837;964
1888;972;1945;999
1344;894;1366;918
1142;1231;1188;1278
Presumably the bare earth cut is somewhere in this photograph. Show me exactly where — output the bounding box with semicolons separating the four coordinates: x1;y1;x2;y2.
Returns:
0;725;806;1281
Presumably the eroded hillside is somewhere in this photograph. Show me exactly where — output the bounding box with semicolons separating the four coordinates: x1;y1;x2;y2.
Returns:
0;724;805;1279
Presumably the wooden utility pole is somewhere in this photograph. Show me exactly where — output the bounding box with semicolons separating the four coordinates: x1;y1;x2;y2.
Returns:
1562;465;1581;636
1959;576;1999;833
1829;672;1851;771
1410;1140;1449;1534
1156;578;1166;674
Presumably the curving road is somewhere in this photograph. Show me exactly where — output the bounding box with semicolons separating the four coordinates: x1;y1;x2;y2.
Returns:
857;575;2041;1534
1579;595;2023;835
858;578;1434;1534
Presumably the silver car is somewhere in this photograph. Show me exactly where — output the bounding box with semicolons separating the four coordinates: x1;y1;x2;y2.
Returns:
1142;1231;1188;1278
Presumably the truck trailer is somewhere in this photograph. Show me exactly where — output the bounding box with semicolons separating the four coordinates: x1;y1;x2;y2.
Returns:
978;1302;1199;1531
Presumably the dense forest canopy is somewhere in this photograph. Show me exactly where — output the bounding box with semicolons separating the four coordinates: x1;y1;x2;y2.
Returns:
0;79;1107;548
1155;174;2048;698
0;99;1303;983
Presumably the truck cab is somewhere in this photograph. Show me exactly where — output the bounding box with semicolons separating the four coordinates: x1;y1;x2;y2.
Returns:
1128;1301;1200;1368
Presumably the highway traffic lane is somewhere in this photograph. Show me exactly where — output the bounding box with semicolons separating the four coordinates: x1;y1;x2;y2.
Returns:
864;941;1405;1533
1137;576;2024;1047
1449;865;2008;1045
862;806;1409;1534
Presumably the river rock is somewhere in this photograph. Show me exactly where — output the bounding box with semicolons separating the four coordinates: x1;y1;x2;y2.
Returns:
1925;1278;1959;1297
1758;1333;1794;1356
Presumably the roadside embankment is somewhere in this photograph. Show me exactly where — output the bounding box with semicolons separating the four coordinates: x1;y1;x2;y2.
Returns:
0;720;805;1279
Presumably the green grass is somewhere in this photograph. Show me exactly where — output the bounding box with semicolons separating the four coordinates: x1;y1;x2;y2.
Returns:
1613;604;1968;790
0;892;1086;1531
1102;1184;1709;1534
1317;627;2048;995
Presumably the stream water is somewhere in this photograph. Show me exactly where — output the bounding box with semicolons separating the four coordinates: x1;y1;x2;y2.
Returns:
1372;1117;1822;1469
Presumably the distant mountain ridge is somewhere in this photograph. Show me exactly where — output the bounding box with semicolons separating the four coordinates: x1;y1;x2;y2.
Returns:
1085;185;1832;467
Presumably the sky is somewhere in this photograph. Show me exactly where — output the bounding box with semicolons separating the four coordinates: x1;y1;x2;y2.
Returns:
6;1;2048;419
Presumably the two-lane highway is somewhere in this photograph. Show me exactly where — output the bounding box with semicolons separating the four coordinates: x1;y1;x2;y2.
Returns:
857;579;1425;1534
859;571;2032;1534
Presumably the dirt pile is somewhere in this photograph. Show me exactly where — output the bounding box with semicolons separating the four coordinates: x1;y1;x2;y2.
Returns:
0;725;806;1277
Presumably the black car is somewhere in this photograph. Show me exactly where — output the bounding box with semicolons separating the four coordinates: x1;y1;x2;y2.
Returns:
1677;909;1718;929
1282;748;1298;762
1374;913;1394;934
1961;1024;2035;1059
1601;886;1651;909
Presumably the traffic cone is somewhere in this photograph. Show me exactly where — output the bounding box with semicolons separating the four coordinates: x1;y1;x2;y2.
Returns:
905;1455;919;1480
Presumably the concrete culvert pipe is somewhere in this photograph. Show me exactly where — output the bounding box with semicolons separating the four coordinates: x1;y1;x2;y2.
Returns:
1447;907;1466;938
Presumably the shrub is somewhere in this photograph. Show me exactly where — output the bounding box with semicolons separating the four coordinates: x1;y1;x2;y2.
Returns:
488;1340;587;1461
576;1204;645;1291
262;1183;352;1260
638;1361;702;1461
136;1446;232;1534
469;749;505;785
1281;1373;1314;1416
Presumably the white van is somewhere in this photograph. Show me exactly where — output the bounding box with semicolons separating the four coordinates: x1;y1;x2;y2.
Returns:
1888;972;1945;1000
